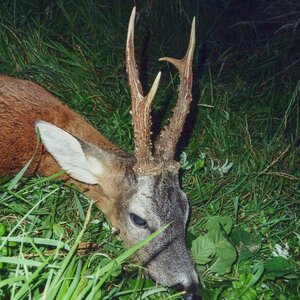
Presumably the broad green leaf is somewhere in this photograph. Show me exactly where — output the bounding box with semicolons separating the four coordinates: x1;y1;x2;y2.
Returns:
192;216;236;274
191;216;236;274
230;229;262;261
191;235;216;265
265;257;294;277
210;238;236;274
206;216;232;235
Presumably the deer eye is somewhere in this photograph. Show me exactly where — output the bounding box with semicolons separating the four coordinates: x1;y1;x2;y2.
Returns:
130;213;147;228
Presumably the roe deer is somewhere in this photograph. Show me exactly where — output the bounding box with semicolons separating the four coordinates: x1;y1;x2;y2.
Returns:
0;8;199;299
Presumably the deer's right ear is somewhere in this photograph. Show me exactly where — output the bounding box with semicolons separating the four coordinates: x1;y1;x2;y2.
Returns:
35;121;118;185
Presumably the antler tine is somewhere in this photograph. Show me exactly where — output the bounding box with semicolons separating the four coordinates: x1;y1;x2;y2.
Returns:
155;18;196;162
126;7;161;173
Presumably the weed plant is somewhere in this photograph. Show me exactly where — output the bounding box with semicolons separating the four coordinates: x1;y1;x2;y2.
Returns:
0;1;299;299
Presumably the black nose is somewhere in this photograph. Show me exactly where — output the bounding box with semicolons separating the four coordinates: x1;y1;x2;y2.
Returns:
185;282;200;300
185;292;201;300
172;282;200;300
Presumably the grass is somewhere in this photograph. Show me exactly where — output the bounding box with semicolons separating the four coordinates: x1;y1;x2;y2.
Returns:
0;1;299;299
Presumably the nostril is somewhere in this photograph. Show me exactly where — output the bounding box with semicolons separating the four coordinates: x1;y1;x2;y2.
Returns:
185;282;200;300
172;282;200;299
185;292;201;300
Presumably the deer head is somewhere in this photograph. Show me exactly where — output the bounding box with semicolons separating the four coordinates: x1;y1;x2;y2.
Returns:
36;7;198;299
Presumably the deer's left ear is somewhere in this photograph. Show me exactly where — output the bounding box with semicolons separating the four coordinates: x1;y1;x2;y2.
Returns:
35;121;124;186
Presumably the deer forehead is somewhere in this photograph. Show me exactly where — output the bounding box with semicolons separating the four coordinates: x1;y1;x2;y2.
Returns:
129;172;190;224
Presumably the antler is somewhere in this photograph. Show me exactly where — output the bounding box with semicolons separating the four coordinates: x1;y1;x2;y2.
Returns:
126;8;196;173
155;18;196;161
126;8;161;174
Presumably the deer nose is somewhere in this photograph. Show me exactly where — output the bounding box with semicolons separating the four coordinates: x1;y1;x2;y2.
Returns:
172;282;200;300
185;292;201;300
185;282;200;300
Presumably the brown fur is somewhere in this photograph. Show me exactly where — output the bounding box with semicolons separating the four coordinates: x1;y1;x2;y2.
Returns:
0;75;125;175
0;75;130;220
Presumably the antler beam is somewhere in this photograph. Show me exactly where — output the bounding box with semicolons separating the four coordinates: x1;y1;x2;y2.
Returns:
126;8;161;173
155;18;196;161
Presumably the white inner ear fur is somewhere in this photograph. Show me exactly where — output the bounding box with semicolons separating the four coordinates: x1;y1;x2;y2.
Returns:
35;121;103;184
